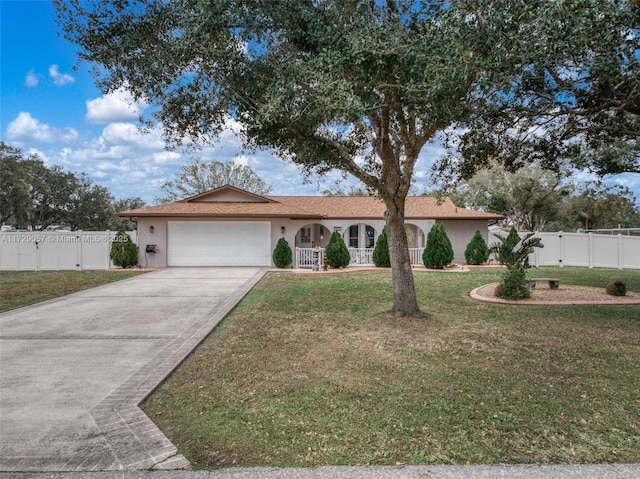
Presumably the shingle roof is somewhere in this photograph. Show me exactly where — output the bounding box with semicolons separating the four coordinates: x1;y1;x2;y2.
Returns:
118;185;503;220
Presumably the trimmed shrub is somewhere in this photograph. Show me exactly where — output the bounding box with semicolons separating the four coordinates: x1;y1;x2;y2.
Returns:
501;267;531;300
110;230;138;268
325;230;351;268
372;226;391;267
606;281;627;296
423;224;454;269
464;229;490;265
272;237;293;268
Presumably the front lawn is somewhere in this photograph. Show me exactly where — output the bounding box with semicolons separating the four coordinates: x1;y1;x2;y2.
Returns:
0;270;147;312
142;267;640;468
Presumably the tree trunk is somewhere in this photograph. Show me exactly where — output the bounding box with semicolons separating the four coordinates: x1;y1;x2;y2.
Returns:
384;199;422;318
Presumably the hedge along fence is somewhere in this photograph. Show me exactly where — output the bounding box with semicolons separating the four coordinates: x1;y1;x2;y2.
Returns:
0;231;138;271
490;231;640;270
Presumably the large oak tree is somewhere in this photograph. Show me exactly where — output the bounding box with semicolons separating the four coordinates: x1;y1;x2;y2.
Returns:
55;0;630;316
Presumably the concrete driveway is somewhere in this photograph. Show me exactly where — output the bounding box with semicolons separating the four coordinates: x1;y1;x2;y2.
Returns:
0;267;267;472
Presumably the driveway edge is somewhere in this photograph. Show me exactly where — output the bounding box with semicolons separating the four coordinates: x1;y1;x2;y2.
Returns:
86;268;269;471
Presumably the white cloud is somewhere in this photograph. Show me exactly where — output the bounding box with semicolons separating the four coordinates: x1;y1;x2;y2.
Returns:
86;88;147;124
99;122;164;149
152;151;182;164
48;65;75;86
24;70;40;88
5;112;79;144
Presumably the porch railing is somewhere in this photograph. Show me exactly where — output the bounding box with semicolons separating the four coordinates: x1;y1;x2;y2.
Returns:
295;247;425;268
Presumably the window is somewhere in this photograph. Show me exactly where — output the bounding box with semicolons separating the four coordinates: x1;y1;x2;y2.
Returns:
300;227;311;244
366;225;375;248
349;225;359;248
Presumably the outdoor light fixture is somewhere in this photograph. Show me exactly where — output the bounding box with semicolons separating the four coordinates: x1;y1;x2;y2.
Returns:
281;226;285;234
149;225;154;234
320;225;324;239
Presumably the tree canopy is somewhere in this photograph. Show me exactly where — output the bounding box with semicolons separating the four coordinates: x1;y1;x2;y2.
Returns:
442;0;640;181
156;159;272;203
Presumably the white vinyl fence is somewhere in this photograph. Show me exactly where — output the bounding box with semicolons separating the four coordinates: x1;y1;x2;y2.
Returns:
489;231;640;270
0;231;137;271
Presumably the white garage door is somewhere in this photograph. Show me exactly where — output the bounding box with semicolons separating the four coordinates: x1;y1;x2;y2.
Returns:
168;221;272;266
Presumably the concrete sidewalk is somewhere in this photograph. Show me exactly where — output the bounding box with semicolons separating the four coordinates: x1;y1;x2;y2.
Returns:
1;464;639;479
0;268;267;472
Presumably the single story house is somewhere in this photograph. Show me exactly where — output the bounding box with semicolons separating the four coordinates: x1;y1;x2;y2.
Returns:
118;185;504;268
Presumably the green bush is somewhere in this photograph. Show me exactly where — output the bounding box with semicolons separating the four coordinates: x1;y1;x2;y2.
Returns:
501;267;531;300
372;226;391;267
110;230;138;268
606;281;627;296
325;230;351;268
272;237;293;268
464;229;490;265
423;224;454;269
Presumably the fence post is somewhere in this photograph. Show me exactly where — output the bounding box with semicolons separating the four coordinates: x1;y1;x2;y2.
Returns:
105;230;111;269
618;234;623;269
35;238;40;272
76;231;82;271
558;232;564;268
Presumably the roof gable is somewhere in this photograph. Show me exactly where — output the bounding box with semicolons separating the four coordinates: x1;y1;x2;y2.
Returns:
182;185;276;203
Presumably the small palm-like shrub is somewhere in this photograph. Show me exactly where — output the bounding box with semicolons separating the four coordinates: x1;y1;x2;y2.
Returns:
489;227;543;300
110;230;138;268
464;229;490;265
372;227;391;267
423;224;454;269
606;281;627;296
272;237;293;268
325;231;350;268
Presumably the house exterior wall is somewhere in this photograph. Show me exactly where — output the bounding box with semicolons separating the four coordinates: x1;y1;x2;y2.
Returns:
135;217;490;267
437;220;490;264
137;218;168;268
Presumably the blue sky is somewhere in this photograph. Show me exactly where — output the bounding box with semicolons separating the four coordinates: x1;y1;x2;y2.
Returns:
1;0;638;207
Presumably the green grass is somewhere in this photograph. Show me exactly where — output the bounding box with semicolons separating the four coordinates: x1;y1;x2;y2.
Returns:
141;267;640;468
0;270;147;312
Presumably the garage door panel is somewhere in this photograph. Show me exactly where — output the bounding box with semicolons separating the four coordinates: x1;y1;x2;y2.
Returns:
168;221;271;266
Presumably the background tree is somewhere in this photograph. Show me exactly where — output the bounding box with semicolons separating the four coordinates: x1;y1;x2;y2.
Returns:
322;184;374;197
1;142;41;228
67;174;115;231
110;197;146;231
156;159;272;203
450;161;571;232
564;182;639;230
1;142;113;230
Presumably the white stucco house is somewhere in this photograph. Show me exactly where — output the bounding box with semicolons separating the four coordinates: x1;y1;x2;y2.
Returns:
118;185;503;268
